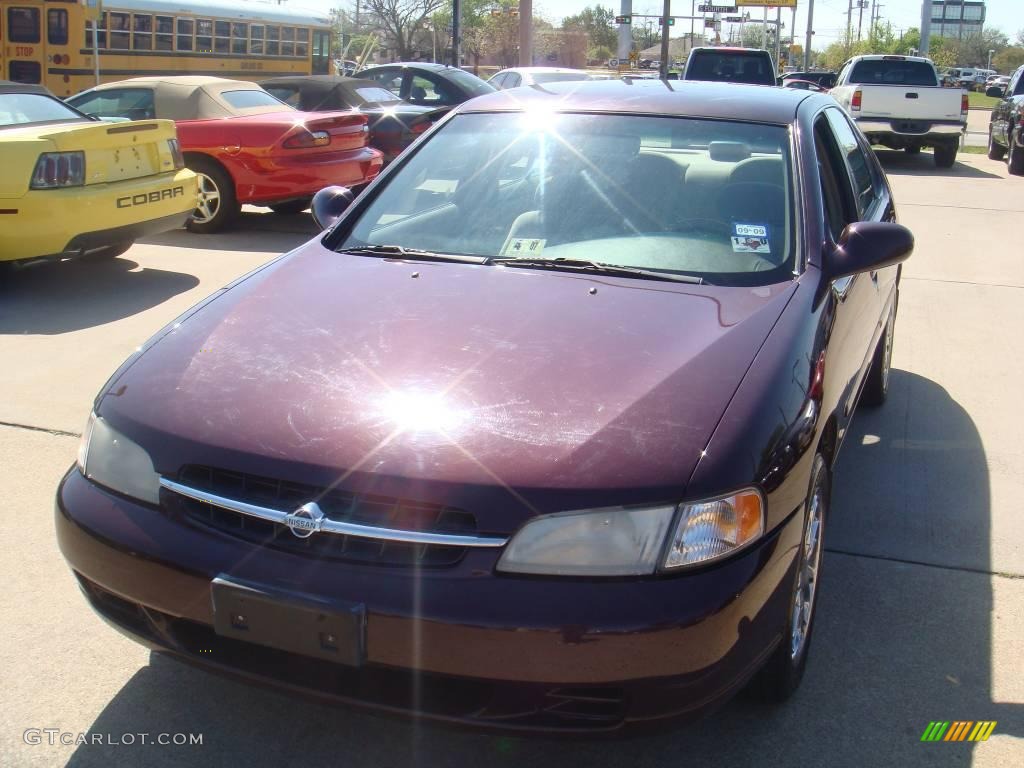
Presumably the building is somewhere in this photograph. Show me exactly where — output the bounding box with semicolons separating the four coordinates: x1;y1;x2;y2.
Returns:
930;1;986;40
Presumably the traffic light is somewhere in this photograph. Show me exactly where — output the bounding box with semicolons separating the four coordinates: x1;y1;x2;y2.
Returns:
659;18;675;26
615;15;632;24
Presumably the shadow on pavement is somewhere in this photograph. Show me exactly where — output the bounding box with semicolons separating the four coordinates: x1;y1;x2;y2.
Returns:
65;371;1021;767
875;149;1003;179
140;212;316;253
0;258;199;335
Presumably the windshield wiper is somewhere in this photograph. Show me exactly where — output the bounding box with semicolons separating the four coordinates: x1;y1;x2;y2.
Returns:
338;244;488;264
491;257;704;284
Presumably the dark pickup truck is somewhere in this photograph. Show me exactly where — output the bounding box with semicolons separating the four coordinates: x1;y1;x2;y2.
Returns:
987;64;1024;174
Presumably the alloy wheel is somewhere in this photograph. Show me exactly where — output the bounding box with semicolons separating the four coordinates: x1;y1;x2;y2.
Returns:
791;481;825;660
193;173;221;224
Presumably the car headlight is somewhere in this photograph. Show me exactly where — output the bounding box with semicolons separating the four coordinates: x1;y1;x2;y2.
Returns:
77;413;161;505
496;489;764;577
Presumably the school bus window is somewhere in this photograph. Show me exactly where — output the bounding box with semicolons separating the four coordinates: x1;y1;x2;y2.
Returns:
231;23;247;54
281;27;295;57
85;12;107;48
176;18;194;51
214;20;229;54
266;25;280;55
296;28;310;43
47;9;69;46
155;16;173;51
133;14;153;50
109;12;129;50
196;19;212;52
8;7;41;44
250;25;264;55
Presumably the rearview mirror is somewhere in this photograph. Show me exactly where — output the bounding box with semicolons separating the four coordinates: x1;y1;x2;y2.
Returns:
826;222;914;283
986;86;1005;98
310;186;354;231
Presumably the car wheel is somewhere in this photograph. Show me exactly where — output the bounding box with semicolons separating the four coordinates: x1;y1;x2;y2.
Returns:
861;299;896;407
987;127;1006;160
1009;128;1024;176
933;141;957;168
904;145;921;155
80;241;133;262
186;158;239;234
749;453;828;702
268;199;311;216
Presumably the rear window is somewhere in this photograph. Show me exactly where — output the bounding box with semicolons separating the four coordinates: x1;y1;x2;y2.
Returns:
446;68;495;96
353;86;401;104
0;92;89;128
848;60;937;86
686;51;776;85
531;72;592;85
220;89;286;109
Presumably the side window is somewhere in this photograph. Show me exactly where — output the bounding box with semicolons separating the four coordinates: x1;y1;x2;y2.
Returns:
154;16;173;51
1011;68;1024;97
108;12;129;50
370;71;403;95
47;9;68;45
813;116;857;243
490;73;507;89
409;75;442;105
176;19;194;51
8;7;41;43
506;73;522;88
72;89;155;120
824;108;878;218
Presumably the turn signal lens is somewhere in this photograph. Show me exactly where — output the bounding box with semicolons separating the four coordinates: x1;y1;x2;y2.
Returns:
30;151;85;189
283;130;330;149
662;489;765;570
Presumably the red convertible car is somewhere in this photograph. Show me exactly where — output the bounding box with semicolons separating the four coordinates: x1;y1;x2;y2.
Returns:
67;77;383;232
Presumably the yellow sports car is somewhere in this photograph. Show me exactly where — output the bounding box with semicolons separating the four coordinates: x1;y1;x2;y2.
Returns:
0;81;196;269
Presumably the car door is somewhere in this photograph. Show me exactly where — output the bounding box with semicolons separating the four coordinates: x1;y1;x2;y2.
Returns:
813;109;889;432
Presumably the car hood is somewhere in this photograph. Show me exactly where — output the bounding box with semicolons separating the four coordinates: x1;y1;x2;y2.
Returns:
101;244;795;502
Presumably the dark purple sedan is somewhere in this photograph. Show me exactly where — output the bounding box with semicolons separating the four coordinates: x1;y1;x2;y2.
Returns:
57;79;913;733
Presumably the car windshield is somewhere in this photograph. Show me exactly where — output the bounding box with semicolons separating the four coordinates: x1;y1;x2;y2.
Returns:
445;68;495;96
336;112;794;286
0;93;89;128
532;72;592;85
849;60;937;86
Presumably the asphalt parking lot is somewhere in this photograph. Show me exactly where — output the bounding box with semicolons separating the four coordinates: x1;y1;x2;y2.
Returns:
1;152;1022;767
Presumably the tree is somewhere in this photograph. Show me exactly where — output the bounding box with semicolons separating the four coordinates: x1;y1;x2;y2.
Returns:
562;5;617;52
362;0;445;61
993;46;1024;73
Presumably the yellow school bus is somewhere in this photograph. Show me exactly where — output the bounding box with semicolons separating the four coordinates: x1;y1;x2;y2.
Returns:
1;0;333;97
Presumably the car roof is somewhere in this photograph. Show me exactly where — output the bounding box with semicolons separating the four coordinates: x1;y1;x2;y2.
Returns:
459;78;814;124
0;80;53;96
501;67;588;74
81;76;287;119
361;62;455;72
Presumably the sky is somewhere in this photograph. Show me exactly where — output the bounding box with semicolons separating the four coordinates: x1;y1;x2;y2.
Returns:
289;0;1020;48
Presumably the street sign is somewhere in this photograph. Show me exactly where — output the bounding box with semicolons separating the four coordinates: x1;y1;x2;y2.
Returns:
736;0;797;7
698;4;737;11
704;18;721;30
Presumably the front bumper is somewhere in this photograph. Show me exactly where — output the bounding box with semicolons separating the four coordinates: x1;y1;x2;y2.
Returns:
56;467;803;733
0;169;196;263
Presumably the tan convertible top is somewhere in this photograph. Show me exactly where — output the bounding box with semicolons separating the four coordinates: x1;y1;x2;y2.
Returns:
88;77;292;120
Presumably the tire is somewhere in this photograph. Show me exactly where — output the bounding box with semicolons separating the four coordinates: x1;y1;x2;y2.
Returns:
268;199;311;216
933;141;957;168
80;241;133;261
987;127;1006;160
904;145;921;155
749;454;829;703
185;157;239;234
861;299;896;407
1009;129;1024;176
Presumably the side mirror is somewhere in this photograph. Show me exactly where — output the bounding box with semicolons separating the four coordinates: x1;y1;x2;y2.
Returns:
826;222;914;283
985;86;1005;98
310;185;354;231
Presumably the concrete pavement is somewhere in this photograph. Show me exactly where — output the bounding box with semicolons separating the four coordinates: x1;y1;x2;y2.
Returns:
0;154;1021;766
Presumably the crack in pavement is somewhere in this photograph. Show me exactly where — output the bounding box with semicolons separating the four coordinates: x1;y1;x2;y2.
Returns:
826;547;1023;579
0;420;81;439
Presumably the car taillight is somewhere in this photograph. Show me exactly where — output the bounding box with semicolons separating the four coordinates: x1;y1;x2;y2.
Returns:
167;138;185;170
283;130;330;149
851;89;862;111
961;93;969;115
30;151;85;189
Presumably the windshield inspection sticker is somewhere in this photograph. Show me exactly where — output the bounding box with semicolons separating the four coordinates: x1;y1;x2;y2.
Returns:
500;237;547;257
732;223;770;254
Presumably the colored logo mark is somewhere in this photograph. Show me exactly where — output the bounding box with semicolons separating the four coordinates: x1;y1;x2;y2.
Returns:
921;721;997;742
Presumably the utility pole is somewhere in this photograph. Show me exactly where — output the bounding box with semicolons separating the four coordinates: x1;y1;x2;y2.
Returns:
804;0;815;70
846;0;853;56
659;0;671;79
518;0;531;66
452;0;461;66
920;0;931;56
775;6;782;74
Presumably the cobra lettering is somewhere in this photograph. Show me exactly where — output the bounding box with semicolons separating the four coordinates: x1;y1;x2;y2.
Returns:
117;186;184;208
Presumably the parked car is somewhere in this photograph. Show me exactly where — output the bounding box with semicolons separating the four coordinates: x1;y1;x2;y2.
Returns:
260;76;442;163
356;63;494;108
682;47;777;86
58;79;913;732
986;64;1024;174
0;81;195;270
831;55;967;168
781;71;837;90
67;77;383;231
489;67;593;90
335;59;360;76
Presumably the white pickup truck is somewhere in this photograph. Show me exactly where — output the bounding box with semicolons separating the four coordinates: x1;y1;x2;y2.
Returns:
831;55;967;168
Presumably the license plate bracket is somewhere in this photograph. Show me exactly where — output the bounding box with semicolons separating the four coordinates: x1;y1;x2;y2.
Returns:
211;576;365;666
